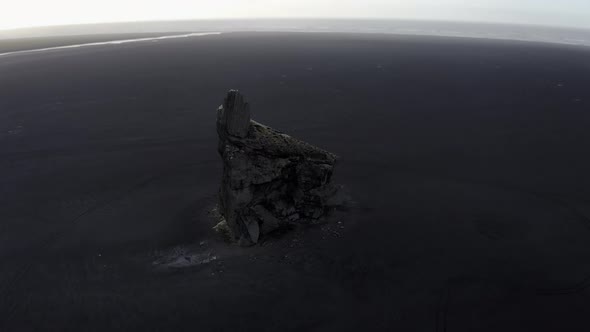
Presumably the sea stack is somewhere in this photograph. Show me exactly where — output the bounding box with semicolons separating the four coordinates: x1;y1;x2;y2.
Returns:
216;90;339;246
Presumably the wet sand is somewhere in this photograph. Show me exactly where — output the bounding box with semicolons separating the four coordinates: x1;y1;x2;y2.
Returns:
1;32;590;331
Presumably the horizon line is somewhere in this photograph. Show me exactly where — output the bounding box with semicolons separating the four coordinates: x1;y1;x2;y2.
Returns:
2;17;590;33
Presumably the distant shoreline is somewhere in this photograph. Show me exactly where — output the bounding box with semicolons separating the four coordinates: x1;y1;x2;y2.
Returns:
1;30;589;60
1;19;589;51
0;32;222;58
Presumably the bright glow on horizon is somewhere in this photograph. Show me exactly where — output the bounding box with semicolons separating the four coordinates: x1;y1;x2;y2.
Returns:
1;0;589;30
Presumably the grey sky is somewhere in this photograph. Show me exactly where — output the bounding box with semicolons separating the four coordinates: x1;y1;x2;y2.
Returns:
1;0;589;30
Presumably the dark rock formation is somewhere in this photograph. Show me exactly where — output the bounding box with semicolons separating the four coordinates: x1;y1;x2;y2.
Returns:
216;90;340;246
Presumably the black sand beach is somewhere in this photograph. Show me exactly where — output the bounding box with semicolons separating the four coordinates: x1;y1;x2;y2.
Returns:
1;32;590;331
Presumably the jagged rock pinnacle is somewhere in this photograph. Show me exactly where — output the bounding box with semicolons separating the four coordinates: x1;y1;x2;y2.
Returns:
217;90;251;138
215;90;340;246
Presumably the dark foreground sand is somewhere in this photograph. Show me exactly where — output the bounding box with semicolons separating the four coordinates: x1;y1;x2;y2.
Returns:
1;32;590;331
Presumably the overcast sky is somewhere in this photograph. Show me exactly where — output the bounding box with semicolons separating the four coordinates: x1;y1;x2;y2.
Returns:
1;0;589;30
